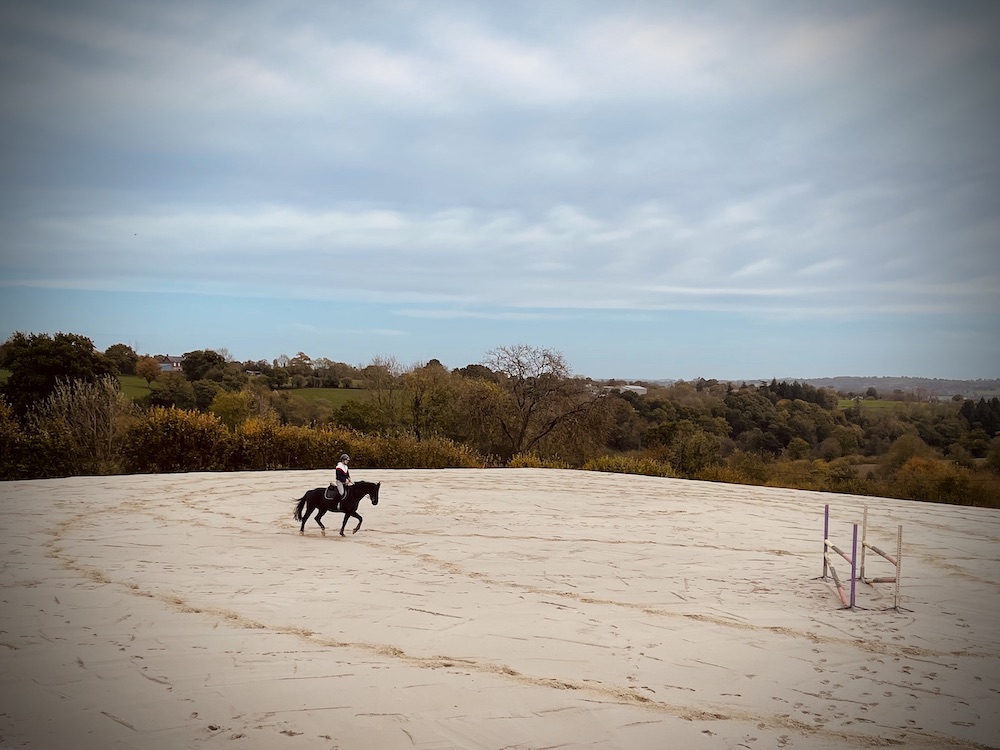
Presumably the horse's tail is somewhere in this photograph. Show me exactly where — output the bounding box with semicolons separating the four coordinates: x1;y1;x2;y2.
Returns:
293;494;308;521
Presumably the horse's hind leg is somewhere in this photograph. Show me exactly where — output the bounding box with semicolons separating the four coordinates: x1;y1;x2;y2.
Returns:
300;505;312;534
315;508;327;536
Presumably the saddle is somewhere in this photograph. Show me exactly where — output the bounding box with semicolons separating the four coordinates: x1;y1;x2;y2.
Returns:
324;484;342;503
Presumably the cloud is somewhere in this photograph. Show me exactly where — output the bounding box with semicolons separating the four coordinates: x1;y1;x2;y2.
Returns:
1;0;997;370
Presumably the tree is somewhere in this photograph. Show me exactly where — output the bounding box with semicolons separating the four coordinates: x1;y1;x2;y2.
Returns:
105;343;138;375
362;355;405;433
454;363;497;382
480;344;602;462
135;356;162;385
181;349;226;381
883;433;936;471
402;360;454;441
287;352;314;378
211;384;277;429
193;379;224;411
147;372;197;410
0;332;116;417
668;420;721;476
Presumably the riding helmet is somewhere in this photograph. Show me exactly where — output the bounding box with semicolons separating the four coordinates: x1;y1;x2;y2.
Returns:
340;453;350;461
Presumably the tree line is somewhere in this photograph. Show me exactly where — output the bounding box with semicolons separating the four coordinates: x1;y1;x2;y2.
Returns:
1;331;998;507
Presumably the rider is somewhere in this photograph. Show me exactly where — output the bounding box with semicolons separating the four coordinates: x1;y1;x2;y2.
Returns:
335;453;353;500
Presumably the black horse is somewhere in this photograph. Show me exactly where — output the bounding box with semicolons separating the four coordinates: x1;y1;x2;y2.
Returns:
293;480;381;536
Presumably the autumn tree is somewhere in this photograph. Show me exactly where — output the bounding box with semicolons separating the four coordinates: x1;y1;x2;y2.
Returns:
135;356;162;385
362;355;405;433
402;359;454;441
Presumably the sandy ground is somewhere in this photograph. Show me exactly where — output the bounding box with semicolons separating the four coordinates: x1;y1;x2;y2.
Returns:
0;468;998;750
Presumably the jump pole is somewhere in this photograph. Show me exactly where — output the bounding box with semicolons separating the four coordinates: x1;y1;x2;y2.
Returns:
823;504;830;579
822;503;858;609
859;506;904;610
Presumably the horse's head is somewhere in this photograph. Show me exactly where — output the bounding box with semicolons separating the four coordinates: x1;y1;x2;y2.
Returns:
370;481;380;505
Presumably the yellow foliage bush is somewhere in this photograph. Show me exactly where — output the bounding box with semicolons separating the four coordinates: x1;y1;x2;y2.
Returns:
507;452;571;469
582;454;674;477
123;407;232;473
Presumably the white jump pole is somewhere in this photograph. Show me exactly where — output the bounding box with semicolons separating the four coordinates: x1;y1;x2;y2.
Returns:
858;506;903;611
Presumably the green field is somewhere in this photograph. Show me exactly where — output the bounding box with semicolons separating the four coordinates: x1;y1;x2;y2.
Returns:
288;387;368;407
837;399;905;410
119;375;152;399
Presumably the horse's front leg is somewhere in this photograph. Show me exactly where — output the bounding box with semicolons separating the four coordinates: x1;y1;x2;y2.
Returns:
351;512;363;535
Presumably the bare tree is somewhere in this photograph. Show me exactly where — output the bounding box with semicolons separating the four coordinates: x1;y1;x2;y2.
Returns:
482;344;602;461
30;376;136;474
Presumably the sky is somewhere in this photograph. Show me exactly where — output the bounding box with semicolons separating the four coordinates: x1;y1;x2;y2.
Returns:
1;1;998;381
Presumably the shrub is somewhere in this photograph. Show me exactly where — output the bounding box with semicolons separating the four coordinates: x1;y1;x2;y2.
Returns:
582;454;674;477
232;417;282;470
507;452;571;469
123;407;232;473
28;376;135;475
363;433;484;469
894;457;971;505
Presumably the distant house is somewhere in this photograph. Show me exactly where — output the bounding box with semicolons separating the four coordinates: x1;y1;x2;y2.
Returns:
602;384;648;396
159;355;184;373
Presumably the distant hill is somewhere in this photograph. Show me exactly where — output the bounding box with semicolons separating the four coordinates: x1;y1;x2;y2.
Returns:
637;376;1000;399
793;377;1000;399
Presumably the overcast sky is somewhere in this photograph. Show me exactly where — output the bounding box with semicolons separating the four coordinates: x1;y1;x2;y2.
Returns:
1;1;998;380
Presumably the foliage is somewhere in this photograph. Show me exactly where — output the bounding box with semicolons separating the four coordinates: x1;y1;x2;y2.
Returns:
135;356;161;384
882;433;937;471
507;452;571;469
959;397;1000;437
664;420;722;477
145;372;197;410
0;396;29;479
402;360;455;441
987;437;1000;474
104;343;138;375
894;457;973;505
482;344;604;461
759;378;837;409
122;407;232;473
5;330;999;508
582;454;674;477
0;332;117;417
0;394;88;479
181;349;227;381
29;376;136;475
210;389;256;430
